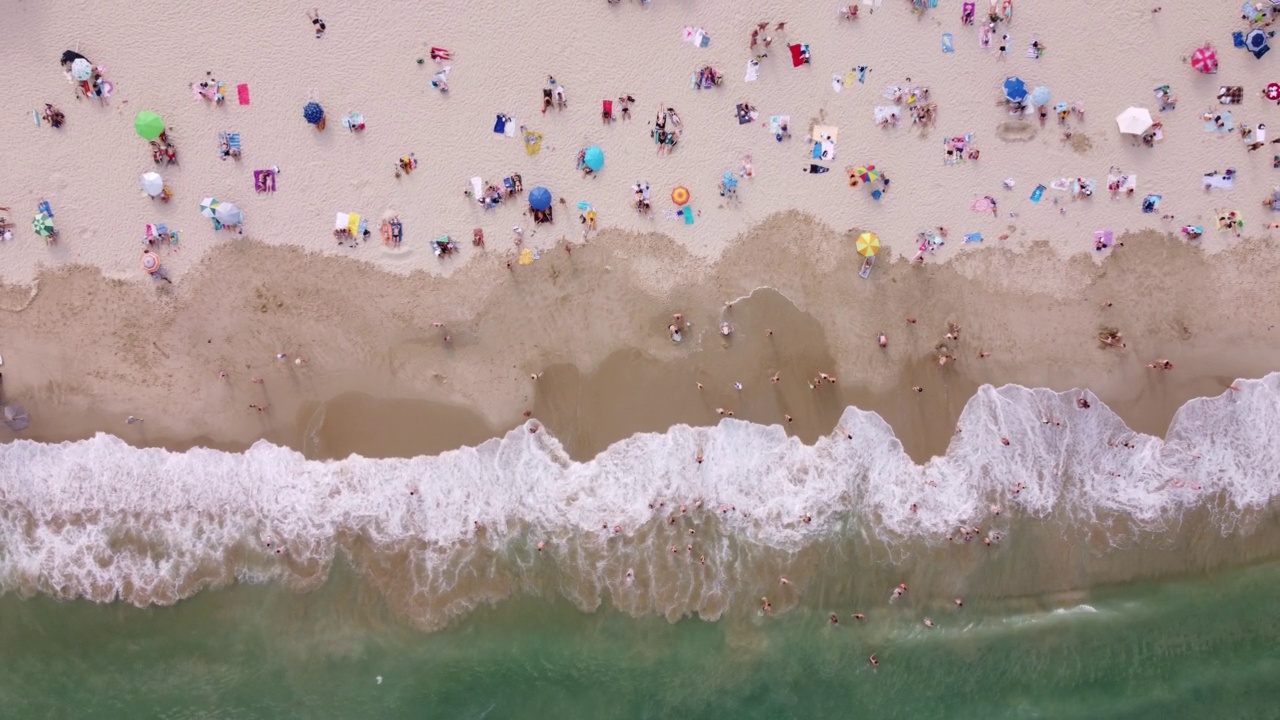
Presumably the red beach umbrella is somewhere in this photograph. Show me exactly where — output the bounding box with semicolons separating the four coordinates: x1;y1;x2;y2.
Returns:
1266;83;1280;102
1191;45;1217;74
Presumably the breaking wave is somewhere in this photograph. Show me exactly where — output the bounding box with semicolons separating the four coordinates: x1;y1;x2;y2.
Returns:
1;375;1278;629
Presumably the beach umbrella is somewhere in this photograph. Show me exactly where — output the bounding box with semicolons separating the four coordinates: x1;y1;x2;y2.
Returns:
854;165;881;183
855;231;880;257
1115;107;1153;135
1191;45;1217;74
1247;29;1270;54
583;145;605;172
671;186;690;205
134;110;165;141
141;251;161;274
140;172;164;197
60;50;87;66
3;404;29;431
528;186;553;211
213;202;242;225
1267;83;1280;102
31;213;55;237
199;197;219;218
70;58;93;81
1030;85;1051;107
303;102;325;125
1003;76;1027;102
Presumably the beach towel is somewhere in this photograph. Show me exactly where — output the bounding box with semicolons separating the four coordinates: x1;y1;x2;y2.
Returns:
682;206;695;224
735;103;757;125
1218;86;1244;104
334;213;350;232
237;83;250;105
1030;184;1045;203
38;200;53;218
942;33;954;53
1203;110;1234;132
1141;194;1161;213
859;255;875;279
832;74;844;93
964;232;983;243
494;114;510;134
1094;230;1113;249
970;197;994;212
695;29;710;48
1106;172;1137;193
873;105;901;124
469;177;484;200
789;44;811;67
1233;30;1247;48
745;59;760;83
769;115;790;141
254;169;276;194
806;164;830;174
523;130;543;155
1203;169;1236;190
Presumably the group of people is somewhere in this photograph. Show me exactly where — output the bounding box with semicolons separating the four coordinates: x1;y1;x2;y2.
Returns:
652;105;682;154
150;132;178;166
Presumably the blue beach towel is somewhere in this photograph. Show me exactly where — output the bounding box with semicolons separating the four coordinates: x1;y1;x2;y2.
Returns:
1030;184;1046;203
964;232;983;243
942;33;954;53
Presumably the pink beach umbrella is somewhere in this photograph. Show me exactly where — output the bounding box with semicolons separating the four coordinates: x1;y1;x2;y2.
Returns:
1191;45;1218;74
141;251;161;274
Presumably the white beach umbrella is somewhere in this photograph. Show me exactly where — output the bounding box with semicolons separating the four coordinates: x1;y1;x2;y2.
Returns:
1115;107;1153;135
213;202;242;225
70;58;93;81
140;172;164;197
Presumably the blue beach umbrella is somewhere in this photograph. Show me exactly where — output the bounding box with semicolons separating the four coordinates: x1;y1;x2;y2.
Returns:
1003;76;1027;102
1247;28;1269;53
529;186;553;211
1030;85;1051;107
583;145;605;172
303;102;325;125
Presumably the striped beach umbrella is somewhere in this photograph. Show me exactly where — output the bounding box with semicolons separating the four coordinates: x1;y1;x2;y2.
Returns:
1191;45;1217;74
141;251;161;274
199;197;219;218
671;186;690;205
856;231;881;257
32;212;55;237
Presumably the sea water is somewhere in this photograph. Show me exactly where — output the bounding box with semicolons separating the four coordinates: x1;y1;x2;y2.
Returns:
2;377;1280;714
1;376;1279;629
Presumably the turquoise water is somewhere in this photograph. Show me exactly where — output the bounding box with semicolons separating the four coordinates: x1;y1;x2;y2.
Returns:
2;560;1279;719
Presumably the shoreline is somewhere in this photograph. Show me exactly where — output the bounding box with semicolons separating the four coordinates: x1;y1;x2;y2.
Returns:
4;214;1277;463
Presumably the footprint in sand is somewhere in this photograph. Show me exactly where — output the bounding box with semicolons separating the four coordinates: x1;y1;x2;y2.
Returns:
996;120;1037;142
1070;133;1093;154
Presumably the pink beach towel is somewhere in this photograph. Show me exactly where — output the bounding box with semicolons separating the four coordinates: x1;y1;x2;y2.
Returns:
237;84;250;105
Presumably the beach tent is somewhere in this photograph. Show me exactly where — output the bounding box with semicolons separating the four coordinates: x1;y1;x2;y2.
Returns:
1003;77;1027;102
1115;107;1153;135
529;186;553;211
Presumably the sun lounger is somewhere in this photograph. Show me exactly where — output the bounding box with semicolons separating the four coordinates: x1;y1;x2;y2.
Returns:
859;255;875;279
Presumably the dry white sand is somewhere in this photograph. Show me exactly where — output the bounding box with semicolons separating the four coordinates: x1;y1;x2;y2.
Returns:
2;1;1274;291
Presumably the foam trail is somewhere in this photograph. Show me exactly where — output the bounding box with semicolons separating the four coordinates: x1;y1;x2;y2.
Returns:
0;376;1277;628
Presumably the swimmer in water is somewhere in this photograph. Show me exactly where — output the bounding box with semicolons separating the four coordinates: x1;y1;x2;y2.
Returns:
625;568;634;586
830;613;840;624
869;653;879;667
923;618;936;628
853;613;866;621
954;597;963;607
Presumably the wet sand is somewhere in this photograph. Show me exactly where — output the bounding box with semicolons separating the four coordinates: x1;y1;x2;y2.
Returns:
2;214;1278;464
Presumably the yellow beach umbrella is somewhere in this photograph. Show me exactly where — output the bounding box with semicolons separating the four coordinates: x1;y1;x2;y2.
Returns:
856;231;880;257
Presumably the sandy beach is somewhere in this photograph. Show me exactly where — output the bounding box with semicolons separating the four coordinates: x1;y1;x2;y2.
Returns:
3;0;1280;643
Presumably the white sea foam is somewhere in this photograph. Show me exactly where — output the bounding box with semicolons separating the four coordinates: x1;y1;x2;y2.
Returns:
1;375;1278;627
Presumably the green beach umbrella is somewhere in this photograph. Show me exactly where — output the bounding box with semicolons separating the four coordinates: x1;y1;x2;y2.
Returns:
134;110;165;141
32;212;55;237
